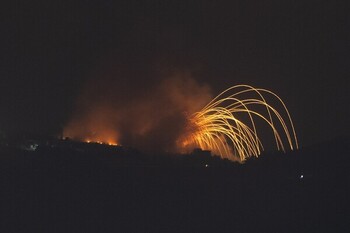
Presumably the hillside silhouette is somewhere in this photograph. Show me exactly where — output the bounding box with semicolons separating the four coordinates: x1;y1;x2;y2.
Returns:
0;137;348;232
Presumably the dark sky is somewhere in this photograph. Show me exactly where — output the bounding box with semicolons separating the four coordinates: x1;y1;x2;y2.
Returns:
1;0;349;147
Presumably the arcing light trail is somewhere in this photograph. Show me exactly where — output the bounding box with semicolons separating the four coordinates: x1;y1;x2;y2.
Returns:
64;78;298;163
177;85;298;162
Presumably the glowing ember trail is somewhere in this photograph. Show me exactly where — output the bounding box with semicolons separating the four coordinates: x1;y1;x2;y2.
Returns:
177;85;298;162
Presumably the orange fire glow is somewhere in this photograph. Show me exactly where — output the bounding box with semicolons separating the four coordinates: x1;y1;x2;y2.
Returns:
63;119;119;147
85;140;118;146
63;75;212;153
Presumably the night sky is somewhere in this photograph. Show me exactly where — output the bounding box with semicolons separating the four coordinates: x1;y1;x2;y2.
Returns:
1;0;349;147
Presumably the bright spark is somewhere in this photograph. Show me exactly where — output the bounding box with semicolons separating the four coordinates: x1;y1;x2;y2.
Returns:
178;85;299;162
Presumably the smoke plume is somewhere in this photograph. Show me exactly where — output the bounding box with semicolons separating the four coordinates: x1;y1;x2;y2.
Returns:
63;71;212;153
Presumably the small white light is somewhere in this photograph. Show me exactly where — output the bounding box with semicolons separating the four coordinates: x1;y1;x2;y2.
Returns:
300;174;304;179
205;164;209;168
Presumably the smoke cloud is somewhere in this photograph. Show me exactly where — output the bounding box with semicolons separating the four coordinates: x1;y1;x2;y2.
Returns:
63;70;212;153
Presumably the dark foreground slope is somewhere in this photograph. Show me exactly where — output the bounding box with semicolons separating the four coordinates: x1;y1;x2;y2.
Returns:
0;138;349;233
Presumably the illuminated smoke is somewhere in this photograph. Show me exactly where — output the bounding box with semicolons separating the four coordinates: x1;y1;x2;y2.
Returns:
63;105;119;146
63;72;212;152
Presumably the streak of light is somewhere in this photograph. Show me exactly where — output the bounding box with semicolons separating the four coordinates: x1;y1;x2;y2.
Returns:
178;85;298;162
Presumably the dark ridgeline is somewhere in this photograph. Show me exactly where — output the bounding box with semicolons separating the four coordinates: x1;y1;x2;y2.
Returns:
0;137;349;233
